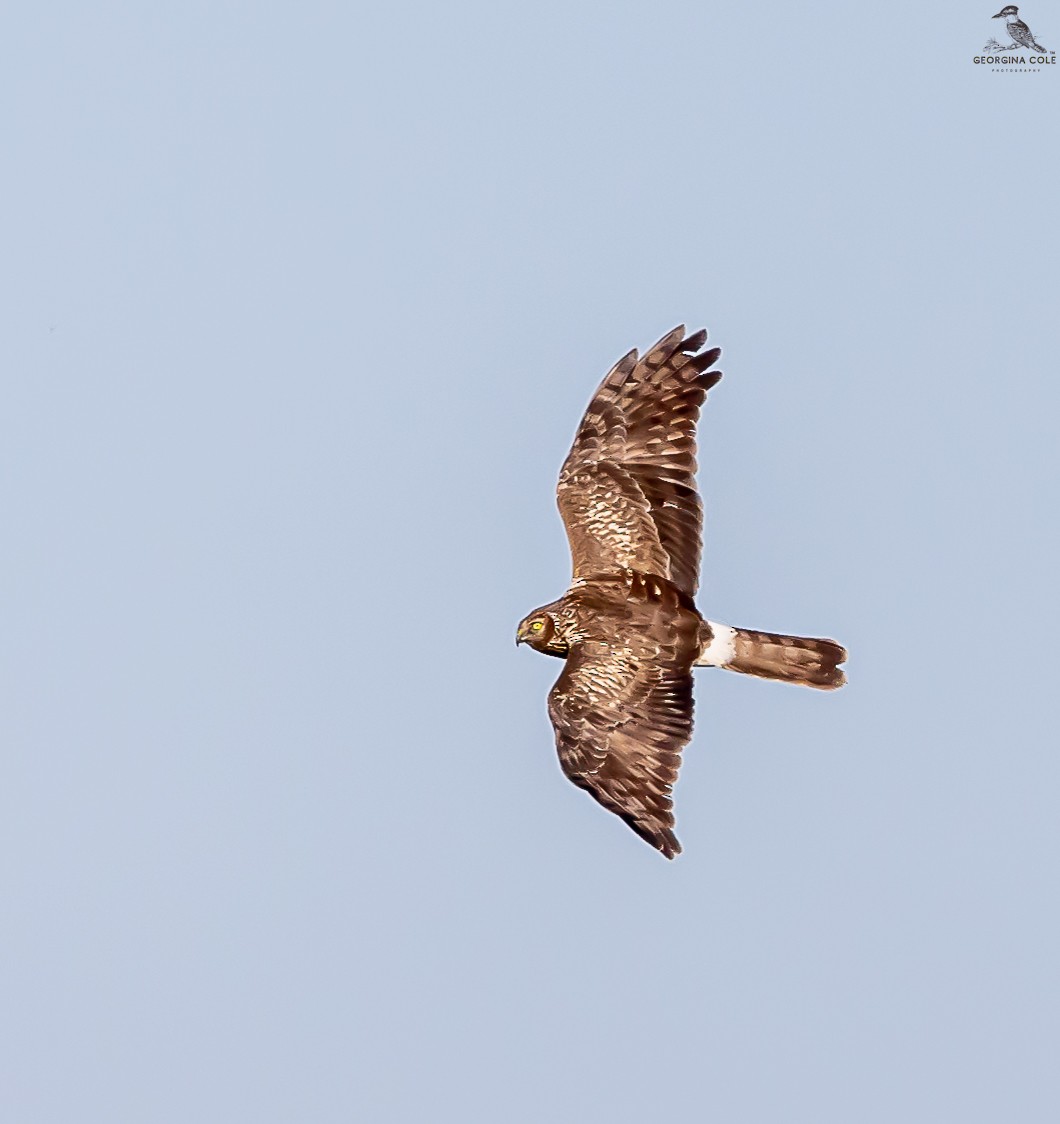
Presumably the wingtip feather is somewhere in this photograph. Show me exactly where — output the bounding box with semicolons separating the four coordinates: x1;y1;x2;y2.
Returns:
682;328;708;353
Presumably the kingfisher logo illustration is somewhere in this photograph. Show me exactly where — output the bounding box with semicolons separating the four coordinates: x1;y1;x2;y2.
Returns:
975;5;1056;70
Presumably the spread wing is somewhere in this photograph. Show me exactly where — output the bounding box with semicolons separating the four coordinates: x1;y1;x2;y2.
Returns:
547;581;698;858
557;326;722;596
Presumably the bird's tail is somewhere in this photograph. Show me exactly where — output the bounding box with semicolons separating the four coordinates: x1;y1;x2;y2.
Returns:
1031;38;1050;52
695;621;847;690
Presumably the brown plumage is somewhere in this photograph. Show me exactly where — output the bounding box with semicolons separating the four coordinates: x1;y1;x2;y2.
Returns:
517;327;846;858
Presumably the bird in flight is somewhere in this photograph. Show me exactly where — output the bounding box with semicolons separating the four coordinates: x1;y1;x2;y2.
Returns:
516;326;846;858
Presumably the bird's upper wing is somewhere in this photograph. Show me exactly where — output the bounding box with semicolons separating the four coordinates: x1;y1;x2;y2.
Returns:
557;326;722;596
547;576;699;858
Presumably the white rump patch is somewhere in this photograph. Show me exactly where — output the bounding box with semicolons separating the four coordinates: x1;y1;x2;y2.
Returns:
696;621;737;667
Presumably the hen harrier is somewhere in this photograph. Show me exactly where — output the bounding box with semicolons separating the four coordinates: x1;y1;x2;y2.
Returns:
516;326;846;858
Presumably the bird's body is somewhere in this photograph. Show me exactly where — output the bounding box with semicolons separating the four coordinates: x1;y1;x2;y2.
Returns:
517;327;846;858
991;5;1049;51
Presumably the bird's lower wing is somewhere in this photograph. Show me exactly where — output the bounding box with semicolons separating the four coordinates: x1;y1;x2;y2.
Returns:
548;634;694;859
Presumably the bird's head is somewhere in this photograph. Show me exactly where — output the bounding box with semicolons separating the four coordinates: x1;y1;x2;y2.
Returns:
992;5;1018;17
516;610;566;656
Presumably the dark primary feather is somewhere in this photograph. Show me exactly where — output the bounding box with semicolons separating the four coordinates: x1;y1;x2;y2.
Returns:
547;573;700;858
557;326;721;596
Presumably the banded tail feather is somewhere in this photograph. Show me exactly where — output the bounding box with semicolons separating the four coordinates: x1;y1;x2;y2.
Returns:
696;620;847;690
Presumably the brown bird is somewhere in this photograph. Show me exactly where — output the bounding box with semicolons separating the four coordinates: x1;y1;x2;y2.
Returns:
516;326;846;858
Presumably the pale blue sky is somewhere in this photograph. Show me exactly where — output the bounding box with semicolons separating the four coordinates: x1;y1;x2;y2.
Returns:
4;2;1060;1121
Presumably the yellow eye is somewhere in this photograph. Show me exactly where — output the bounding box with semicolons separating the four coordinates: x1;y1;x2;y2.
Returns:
530;620;544;632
